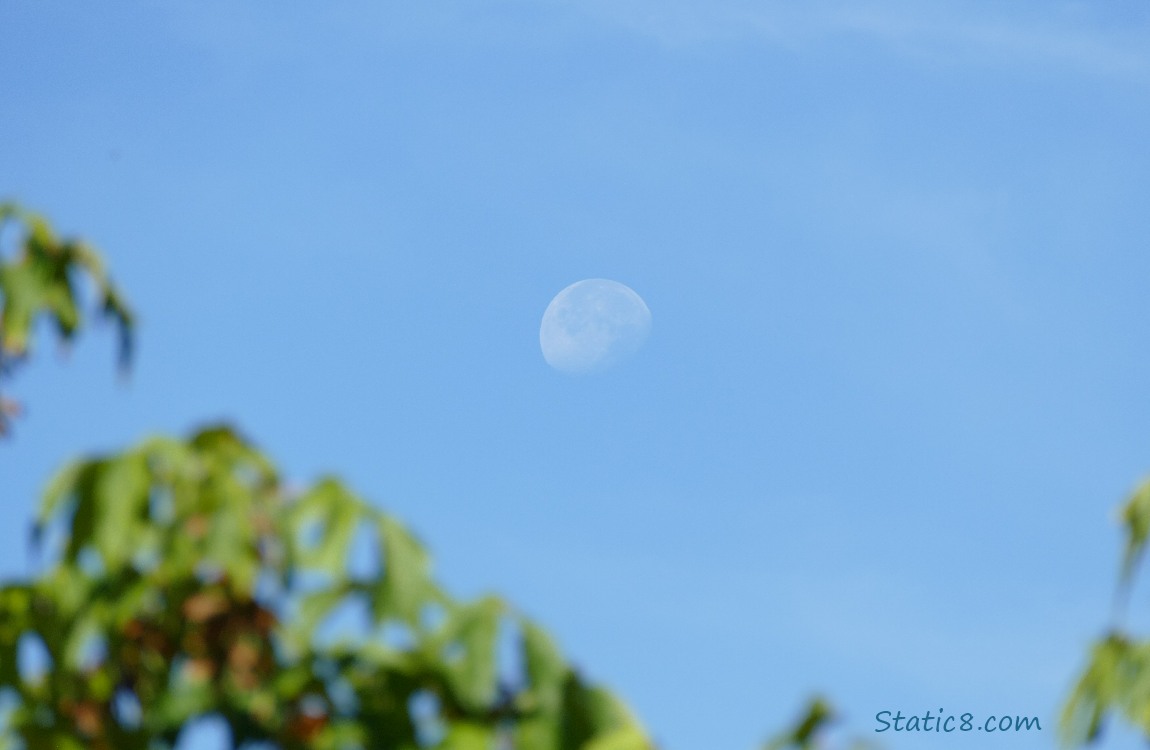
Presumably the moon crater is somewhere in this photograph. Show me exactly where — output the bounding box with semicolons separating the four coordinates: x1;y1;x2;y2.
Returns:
539;279;651;374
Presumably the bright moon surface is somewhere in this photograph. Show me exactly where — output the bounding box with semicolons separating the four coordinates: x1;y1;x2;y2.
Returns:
539;279;652;374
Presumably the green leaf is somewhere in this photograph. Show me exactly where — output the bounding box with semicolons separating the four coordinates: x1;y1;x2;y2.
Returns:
287;585;353;650
1120;480;1150;584
0;207;133;369
139;436;196;481
42;271;79;339
292;478;361;577
0;585;33;687
374;515;433;626
92;455;150;573
442;597;503;713
37;564;95;619
272;662;319;701
521;618;567;714
35;460;83;541
203;486;261;592
312;719;369;750
557;679;644;750
153;678;216;728
24;212;56;249
436;721;494;750
0;262;45;355
62;462;102;566
1061;634;1128;745
763;697;836;750
584;725;651;750
61;608;104;671
18;727;88;750
514;717;561;750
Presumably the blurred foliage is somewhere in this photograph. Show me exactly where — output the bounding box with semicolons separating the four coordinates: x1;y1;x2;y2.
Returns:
0;207;848;750
0;426;658;750
762;699;875;750
0;202;134;435
1062;479;1150;746
763;699;834;750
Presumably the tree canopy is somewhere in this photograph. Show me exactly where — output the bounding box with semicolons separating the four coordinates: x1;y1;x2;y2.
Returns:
0;424;655;750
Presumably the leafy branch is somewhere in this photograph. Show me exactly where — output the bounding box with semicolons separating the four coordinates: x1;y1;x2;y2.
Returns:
0;425;655;750
1061;478;1150;747
0;202;133;435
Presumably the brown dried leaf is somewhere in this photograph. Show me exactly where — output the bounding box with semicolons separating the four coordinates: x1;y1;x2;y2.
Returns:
182;590;229;623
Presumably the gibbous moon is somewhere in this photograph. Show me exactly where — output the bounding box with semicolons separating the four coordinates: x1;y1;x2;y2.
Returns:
539;279;651;374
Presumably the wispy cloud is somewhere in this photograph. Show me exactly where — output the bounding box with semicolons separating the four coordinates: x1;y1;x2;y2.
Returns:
576;0;1150;78
827;2;1149;75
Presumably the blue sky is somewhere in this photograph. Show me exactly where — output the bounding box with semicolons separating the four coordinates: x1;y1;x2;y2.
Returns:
3;2;1150;748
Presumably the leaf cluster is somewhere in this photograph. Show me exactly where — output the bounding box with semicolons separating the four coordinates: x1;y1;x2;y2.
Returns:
0;202;133;434
0;426;655;750
760;698;875;750
1062;480;1150;746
